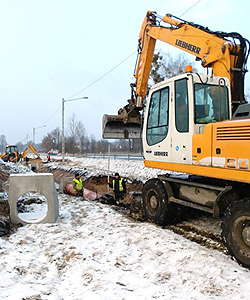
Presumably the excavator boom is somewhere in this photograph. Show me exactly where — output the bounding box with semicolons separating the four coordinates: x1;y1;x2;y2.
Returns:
103;11;249;139
23;144;40;158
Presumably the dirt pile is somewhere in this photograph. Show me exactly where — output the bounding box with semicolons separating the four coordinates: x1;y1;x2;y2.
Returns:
0;163;10;192
0;163;10;217
0;199;9;217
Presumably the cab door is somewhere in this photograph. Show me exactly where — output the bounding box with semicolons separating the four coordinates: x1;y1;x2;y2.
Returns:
169;77;194;165
143;82;172;163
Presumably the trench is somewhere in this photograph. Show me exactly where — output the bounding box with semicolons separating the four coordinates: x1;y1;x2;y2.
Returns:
41;163;226;254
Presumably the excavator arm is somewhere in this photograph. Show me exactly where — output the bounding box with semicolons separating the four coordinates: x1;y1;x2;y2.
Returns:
103;11;249;139
135;11;248;106
22;144;40;159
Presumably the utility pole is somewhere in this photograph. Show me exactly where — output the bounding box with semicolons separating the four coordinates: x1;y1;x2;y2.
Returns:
61;96;88;163
62;98;65;163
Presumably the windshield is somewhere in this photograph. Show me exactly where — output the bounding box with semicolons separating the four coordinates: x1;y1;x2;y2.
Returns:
194;84;229;124
6;146;17;154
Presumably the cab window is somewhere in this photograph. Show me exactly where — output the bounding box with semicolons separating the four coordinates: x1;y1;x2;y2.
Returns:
194;84;229;124
146;87;169;146
175;78;189;132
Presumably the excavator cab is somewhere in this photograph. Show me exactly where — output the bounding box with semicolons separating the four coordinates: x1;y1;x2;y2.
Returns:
142;73;231;165
5;145;18;155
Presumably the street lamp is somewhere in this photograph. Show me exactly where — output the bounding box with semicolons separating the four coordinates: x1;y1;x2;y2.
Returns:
61;96;88;163
33;125;46;144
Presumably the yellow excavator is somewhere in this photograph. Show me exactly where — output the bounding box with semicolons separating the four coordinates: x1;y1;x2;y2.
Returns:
0;144;40;163
103;11;250;268
0;145;21;163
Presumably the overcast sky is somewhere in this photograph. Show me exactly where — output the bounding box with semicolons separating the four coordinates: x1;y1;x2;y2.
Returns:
0;0;249;145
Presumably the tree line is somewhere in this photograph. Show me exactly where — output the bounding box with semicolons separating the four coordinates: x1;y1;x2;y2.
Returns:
41;114;142;154
0;125;142;155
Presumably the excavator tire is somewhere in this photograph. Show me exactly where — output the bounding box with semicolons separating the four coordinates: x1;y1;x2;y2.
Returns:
222;199;250;269
142;178;177;225
2;156;8;162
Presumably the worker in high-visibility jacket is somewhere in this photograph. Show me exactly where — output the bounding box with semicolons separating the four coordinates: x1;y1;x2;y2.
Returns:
108;172;126;204
73;173;83;196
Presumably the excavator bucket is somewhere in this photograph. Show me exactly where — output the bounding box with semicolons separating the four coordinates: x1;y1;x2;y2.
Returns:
102;114;141;139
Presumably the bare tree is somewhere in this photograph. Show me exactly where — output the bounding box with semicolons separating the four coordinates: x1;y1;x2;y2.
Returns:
51;128;61;151
150;51;165;84
0;135;7;153
96;139;109;153
16;142;24;152
90;134;96;153
113;139;129;153
150;51;197;84
76;121;86;154
84;136;90;153
67;114;78;154
42;133;54;152
133;138;142;153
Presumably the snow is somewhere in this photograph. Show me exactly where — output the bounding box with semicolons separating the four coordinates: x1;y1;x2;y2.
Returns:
18;210;47;223
0;157;250;299
47;155;174;182
17;192;49;223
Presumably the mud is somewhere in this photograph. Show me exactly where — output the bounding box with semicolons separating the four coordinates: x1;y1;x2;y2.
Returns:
41;165;143;206
165;223;226;252
0;165;10;191
0;199;10;217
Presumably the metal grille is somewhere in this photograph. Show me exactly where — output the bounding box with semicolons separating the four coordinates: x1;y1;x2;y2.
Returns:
216;125;250;140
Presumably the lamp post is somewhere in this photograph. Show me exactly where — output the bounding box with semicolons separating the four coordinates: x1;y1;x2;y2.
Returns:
33;125;46;144
61;96;88;163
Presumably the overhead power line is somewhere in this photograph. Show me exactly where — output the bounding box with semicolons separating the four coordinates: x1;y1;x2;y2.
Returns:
68;1;203;99
42;0;203;129
43;106;61;125
68;51;136;99
180;0;202;17
41;52;136;128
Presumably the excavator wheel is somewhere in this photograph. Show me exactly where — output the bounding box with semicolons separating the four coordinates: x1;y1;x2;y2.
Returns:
222;199;250;269
1;154;8;162
142;178;177;225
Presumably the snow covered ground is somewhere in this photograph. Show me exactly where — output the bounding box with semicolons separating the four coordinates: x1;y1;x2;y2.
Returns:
0;157;250;299
46;155;173;182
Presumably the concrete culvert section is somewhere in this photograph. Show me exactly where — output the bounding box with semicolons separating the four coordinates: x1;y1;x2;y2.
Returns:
8;173;59;225
17;191;48;223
